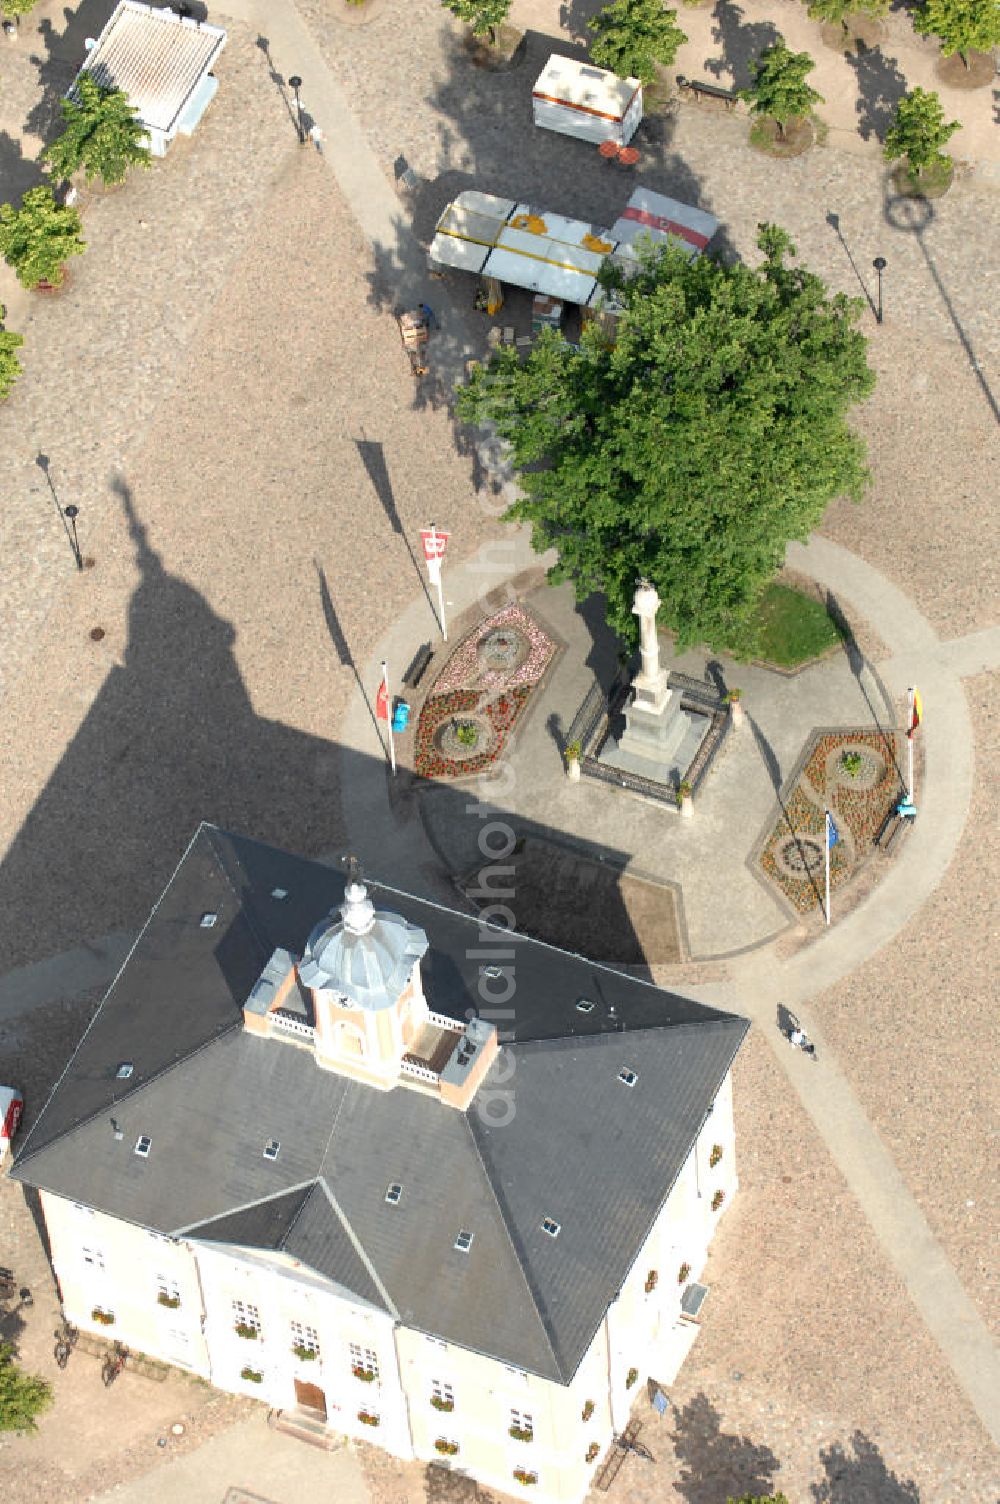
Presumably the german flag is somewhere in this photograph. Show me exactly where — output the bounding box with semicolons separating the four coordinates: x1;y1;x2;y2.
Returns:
908;687;923;737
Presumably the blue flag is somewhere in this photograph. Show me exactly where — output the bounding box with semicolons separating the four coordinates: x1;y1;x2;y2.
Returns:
826;812;840;849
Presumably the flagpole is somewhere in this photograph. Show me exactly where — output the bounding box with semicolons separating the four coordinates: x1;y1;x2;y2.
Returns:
430;522;447;642
906;686;914;796
383;659;396;776
824;809;831;928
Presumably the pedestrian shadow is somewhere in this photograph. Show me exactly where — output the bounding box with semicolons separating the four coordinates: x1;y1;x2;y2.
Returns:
811;1429;920;1502
776;1000;799;1036
669;1390;780;1503
845;41;908;144
705;0;781;90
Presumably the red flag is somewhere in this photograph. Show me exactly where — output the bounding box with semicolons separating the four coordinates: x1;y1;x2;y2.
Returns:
376;681;389;721
420;528;450;563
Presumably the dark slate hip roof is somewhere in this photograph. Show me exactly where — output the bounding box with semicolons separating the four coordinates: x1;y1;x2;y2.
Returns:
12;824;748;1384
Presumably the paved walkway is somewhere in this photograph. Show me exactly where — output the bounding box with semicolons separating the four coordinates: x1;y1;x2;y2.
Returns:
335;528;1000;1451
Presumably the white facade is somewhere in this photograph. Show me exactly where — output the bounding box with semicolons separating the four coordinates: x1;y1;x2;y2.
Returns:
39;1069;737;1504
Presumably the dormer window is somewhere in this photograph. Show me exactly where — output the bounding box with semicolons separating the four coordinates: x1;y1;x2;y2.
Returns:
263;1139;280;1161
454;1230;474;1253
134;1135;152;1157
385;1183;402;1204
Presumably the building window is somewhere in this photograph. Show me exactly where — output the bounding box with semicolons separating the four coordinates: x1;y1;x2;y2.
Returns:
290;1321;321;1360
232;1300;261;1338
509;1407;534;1442
430;1379;455;1412
82;1246;105;1270
156;1278;181;1309
350;1342;378;1381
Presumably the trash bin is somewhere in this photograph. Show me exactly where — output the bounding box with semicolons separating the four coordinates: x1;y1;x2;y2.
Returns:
392;702;411;733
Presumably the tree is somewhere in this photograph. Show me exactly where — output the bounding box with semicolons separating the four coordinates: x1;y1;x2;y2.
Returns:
0;186;86;289
42;74;151;186
0;0;39;29
440;0;512;45
884;87;959;173
913;0;1000;66
0;1343;52;1433
455;225;875;654
741;37;824;137
805;0;889;35
588;0;688;85
0;308;24;401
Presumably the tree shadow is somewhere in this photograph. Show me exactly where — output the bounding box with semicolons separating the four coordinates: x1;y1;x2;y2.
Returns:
845;41;908;143
557;0;609;47
705;0;781;90
812;1430;920;1502
0;130;47;203
670;1390;780;1504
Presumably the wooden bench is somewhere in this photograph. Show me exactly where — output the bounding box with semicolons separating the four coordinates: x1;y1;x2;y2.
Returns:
676;74;739;111
402;643;434;690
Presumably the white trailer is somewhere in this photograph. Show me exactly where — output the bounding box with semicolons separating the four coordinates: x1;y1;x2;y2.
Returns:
532;54;643;147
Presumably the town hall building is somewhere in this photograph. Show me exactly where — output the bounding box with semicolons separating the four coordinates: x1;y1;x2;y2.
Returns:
12;824;748;1501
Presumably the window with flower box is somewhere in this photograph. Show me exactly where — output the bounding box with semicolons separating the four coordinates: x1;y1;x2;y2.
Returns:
290;1321;321;1360
512;1468;538;1487
156;1279;181;1309
509;1407;534;1442
350;1342;378;1382
232;1300;261;1339
434;1437;460;1456
82;1246;105;1270
430;1379;454;1412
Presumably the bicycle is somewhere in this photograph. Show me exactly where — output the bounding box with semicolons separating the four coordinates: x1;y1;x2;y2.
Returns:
101;1341;129;1387
53;1319;78;1369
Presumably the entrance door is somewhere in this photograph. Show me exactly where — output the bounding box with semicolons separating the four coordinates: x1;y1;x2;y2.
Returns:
294;1378;327;1419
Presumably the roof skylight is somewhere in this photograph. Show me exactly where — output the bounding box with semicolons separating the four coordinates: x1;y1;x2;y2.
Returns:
385;1183;403;1204
200;912;218;928
134;1134;152;1157
271;887;288;900
115;1062;134;1079
541;1217;561;1238
454;1230;474;1253
575;998;595;1014
263;1139;280;1161
618;1067;638;1087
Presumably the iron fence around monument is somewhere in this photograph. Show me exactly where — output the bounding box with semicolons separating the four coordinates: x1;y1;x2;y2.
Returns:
567;671;730;806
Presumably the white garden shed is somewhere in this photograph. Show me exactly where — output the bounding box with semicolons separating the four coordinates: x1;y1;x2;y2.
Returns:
73;0;227;157
532;54;642;146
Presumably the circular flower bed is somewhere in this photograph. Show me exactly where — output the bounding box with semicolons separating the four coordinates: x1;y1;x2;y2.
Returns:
477;625;529;673
760;728;900;915
437;714;496;762
415;687;530;779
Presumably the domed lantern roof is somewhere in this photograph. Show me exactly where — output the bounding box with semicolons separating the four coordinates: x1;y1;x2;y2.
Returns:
299;879;429;1012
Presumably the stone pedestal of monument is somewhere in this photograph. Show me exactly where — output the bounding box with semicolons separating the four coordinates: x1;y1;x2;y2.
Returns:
599;581;709;786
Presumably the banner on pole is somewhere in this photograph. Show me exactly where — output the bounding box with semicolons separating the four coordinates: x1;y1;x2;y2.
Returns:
908;686;923;737
376;681;389;721
418;529;448;574
826;812;840;849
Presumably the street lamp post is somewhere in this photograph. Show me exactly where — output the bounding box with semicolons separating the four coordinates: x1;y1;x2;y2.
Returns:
872;257;886;325
288;75;306;144
63;504;83;570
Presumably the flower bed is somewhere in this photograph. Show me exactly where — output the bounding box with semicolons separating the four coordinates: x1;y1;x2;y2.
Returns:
431;605;555;696
760;728;901;914
415;685;531;779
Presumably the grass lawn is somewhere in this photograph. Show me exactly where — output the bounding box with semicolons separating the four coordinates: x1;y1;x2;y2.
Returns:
750;583;841;667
